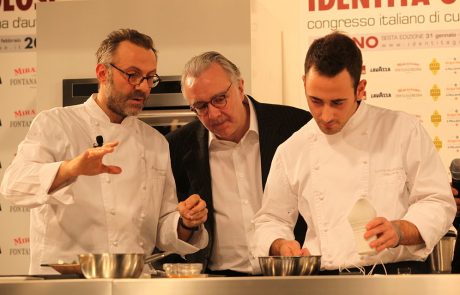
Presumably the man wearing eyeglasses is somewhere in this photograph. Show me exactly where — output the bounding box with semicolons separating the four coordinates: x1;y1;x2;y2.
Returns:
0;28;208;275
165;51;312;276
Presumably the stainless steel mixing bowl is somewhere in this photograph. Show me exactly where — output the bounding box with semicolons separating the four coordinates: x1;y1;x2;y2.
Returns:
78;253;144;279
258;256;321;276
78;252;173;279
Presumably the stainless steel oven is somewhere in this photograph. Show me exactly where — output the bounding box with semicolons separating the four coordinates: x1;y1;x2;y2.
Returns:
62;76;196;135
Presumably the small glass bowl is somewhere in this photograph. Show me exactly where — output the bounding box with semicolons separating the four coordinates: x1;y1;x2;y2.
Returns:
163;263;203;278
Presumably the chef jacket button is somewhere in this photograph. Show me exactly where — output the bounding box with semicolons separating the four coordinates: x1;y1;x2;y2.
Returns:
106;178;111;184
112;241;118;246
139;241;144;247
362;160;368;164
110;209;116;215
242;200;249;205
95;122;99;126
140;213;146;219
142;185;146;190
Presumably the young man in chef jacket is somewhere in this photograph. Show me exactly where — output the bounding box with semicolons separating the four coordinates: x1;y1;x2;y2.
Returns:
0;28;208;275
253;31;456;274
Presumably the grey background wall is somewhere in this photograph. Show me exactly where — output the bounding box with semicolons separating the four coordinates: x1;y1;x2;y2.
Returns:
36;0;251;111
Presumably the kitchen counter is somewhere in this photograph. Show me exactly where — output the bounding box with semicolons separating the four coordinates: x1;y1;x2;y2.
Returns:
1;275;459;295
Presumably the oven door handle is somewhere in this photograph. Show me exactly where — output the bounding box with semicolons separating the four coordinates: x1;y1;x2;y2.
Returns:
137;110;196;119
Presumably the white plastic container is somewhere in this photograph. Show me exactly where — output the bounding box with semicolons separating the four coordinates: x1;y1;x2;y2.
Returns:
348;198;377;255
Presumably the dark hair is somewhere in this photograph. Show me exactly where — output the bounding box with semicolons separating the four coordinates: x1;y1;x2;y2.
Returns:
304;32;362;91
96;28;157;65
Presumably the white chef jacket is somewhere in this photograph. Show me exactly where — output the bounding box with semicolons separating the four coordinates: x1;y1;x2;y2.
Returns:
253;102;456;270
208;98;262;273
0;95;208;274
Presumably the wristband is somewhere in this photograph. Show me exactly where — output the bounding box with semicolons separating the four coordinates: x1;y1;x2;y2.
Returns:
179;217;199;232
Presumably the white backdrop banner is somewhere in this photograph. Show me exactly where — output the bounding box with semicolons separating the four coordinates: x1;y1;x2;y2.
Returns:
0;0;59;275
0;0;458;276
300;0;460;173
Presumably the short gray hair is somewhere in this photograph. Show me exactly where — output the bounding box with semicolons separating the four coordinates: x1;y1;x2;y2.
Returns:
181;51;241;92
96;28;157;65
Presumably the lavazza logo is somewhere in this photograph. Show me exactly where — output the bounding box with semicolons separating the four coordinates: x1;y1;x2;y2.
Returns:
369;91;392;99
10;66;37;87
368;65;391;73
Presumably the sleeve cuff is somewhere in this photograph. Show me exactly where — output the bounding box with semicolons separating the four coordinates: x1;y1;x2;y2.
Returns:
38;161;76;205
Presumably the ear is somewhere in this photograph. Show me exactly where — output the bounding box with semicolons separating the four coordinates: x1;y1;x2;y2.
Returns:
237;79;245;100
302;75;308;97
96;64;109;83
356;79;367;101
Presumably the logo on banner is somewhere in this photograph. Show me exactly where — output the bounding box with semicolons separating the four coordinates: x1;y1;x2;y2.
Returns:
10;67;37;87
395;62;422;73
10;108;35;128
433;136;443;151
14;67;36;75
369;91;392;99
446;135;460;152
10;120;32;128
431;110;442;127
429;58;440;75
445;58;460;73
446;110;460;127
1;0;56;12
353;36;379;49
14;109;36;118
430;85;441;101
446;83;460;99
369;66;391;72
10;237;30;256
10;205;29;213
396;88;422;99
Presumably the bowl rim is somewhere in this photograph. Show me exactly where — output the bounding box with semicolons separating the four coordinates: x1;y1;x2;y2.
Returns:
258;255;322;259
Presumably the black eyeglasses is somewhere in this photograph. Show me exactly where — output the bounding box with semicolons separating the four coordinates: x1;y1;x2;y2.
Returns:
190;83;232;116
110;63;160;88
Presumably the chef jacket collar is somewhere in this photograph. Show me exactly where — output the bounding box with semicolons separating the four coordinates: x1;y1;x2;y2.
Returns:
84;94;136;126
